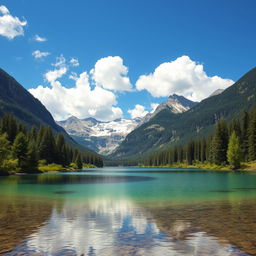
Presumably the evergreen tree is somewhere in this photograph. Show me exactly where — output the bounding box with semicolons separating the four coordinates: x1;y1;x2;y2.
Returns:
28;126;38;142
75;154;83;169
241;110;249;161
0;115;18;142
186;141;194;165
56;134;65;165
37;126;46;147
0;133;12;165
227;131;242;169
38;127;57;163
248;107;256;161
0;133;18;174
200;139;207;162
13;132;29;171
211;120;229;165
27;142;39;172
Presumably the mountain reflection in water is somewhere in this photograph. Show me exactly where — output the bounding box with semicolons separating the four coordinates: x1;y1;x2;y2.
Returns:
1;169;256;256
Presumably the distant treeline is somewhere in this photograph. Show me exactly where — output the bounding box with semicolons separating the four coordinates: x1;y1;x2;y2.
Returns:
0;114;103;174
144;106;256;169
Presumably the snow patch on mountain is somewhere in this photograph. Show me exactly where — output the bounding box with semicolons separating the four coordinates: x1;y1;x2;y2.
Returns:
57;117;142;155
57;94;197;155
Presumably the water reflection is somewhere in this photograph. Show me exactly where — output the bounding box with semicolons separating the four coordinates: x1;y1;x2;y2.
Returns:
2;197;252;256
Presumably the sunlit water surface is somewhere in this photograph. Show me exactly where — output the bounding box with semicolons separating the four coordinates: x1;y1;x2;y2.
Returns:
0;167;256;256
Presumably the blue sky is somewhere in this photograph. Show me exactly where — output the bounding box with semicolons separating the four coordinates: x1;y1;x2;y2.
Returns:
0;0;256;121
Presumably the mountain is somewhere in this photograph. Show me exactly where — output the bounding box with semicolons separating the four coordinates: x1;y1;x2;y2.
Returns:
0;68;63;131
0;68;91;152
58;95;197;155
112;67;256;159
57;117;142;155
143;94;197;122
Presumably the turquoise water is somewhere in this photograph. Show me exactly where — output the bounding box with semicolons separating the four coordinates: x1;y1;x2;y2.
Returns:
0;168;256;255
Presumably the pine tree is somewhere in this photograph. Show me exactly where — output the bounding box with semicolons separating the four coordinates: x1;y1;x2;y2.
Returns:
186;141;194;165
13;132;29;171
227;131;242;169
0;133;12;165
38;127;57;163
0;115;18;142
56;134;65;165
248;108;256;161
241;111;249;161
200;139;207;162
27;142;39;172
37;126;46;147
75;154;83;169
28;126;38;142
211;120;229;165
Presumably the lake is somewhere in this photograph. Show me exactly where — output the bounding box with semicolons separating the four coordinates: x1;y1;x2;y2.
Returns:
0;167;256;256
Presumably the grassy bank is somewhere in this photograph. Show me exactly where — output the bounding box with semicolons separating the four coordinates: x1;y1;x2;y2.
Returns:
142;162;256;171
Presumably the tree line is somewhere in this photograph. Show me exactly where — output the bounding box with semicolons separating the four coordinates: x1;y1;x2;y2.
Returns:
144;106;256;169
0;114;103;174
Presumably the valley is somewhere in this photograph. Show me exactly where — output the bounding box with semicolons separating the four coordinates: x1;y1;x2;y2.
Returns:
1;2;256;255
57;94;198;155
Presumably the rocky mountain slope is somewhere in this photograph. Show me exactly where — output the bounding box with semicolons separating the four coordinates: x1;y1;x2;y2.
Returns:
57;117;142;155
58;95;197;155
112;67;256;159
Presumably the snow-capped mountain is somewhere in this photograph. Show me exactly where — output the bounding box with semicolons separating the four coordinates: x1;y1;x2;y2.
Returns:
143;94;198;123
57;117;143;155
57;94;197;155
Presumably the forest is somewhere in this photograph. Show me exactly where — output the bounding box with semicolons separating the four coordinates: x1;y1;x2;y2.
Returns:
144;106;256;169
0;114;103;175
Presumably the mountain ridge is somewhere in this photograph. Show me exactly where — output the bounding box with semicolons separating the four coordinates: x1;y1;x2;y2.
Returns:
112;67;256;159
58;94;197;154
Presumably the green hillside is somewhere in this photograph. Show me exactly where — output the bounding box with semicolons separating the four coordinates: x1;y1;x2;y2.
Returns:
112;67;256;159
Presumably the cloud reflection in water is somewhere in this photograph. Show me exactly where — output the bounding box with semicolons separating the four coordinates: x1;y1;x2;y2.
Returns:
12;198;242;256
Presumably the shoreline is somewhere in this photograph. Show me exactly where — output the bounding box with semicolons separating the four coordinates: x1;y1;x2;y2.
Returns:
141;162;256;172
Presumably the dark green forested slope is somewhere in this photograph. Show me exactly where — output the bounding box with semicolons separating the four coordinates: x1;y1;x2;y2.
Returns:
0;68;92;153
113;67;256;159
0;68;63;131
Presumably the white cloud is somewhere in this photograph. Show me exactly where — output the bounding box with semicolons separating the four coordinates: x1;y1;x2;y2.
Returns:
52;54;66;67
29;70;122;121
91;56;132;92
0;5;27;39
0;6;9;14
32;50;50;59
44;67;67;86
70;58;79;67
150;103;159;113
128;104;149;119
136;56;234;102
34;34;46;42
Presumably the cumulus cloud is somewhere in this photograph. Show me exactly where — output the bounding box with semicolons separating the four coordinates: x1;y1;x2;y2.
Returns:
32;50;50;59
136;56;234;101
29;69;122;121
34;34;46;42
44;67;67;86
150;103;159;113
70;58;79;67
91;56;132;92
128;105;149;119
128;103;160;119
0;5;27;39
